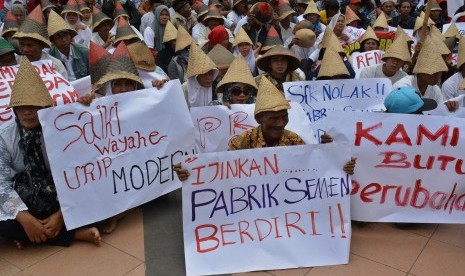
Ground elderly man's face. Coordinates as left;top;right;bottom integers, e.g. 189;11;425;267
15;106;41;130
257;109;289;142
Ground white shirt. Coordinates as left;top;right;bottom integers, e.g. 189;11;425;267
74;27;92;48
91;33;115;52
393;75;444;104
140;12;155;34
192;23;207;44
233;16;248;35
144;27;155;49
279;22;296;45
16;52;69;80
227;11;245;25
441;72;465;102
360;64;407;84
58;47;77;81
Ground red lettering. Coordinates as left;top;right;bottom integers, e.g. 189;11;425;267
238;220;254;243
375;151;410;168
195;224;219;253
360;183;382;202
285;212;306;237
254;218;272;241
416;124;449;146
410;179;429;209
220;223;237;246
385;124;412;145
354;121;382;146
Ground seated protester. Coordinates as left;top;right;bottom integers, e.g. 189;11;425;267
319;0;340;25
216;55;257;106
0;57;101;248
109;1;144;43
388;0;415;29
358;26;379;52
232;27;258;75
429;0;444;31
143;5;170;53
258;26;283;56
127;40;169;88
191;2;209;43
61;0;92;48
13;5;68;80
360;34;409;84
289;28;316;61
0;37;17;66
372;11;390;32
316;48;351;80
113;17;142;49
234;2;275;47
1;10;20;51
377;0;398;22
295;0;309;22
91;6;114;51
170;0;197;34
442;36;465;102
41;0;60;21
302;0;326;37
198;6;233;49
174;75;356;180
77;0;92;28
346;0;371;29
48;10;89;82
88;41;111;94
227;0;247;26
167;26;194;83
394;26;414;55
344;5;362;28
328;13;359;46
182;41;219;108
278;3;296;45
255;45;304;93
140;0;163;34
202;25;232;53
384;87;438;114
155;20;177;74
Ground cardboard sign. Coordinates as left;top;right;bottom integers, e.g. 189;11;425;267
326;111;465;223
350;50;384;78
190;102;317;153
39;80;195;229
0;59;77;125
182;144;351;276
284;78;392;142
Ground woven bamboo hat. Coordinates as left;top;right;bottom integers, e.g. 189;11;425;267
47;10;77;38
13;5;51;47
294;29;316;48
317;48;349;79
319;27;345;53
41;0;56;11
303;0;319;16
163;20;177;43
394;26;413;43
9;57;53;108
345;6;360;24
256;44;300;72
413;13;435;33
318;26;333;49
96;41;143;89
382;35;411;63
233;26;253;47
61;0;82;16
92;6;113;31
413;36;448;75
429;31;451;55
175;26;194;52
261;26;283;52
278;3;296;20
186;41;217;78
254;76;290;116
114;16;139;45
89;41;110;91
430;0;442;11
360;26;379;44
457;36;465;69
444;22;460;40
195;2;209;21
232;0;245;8
127;41;156;71
217;55;258;93
207;44;234;70
114;1;129;20
203;5;223;22
1;10;18;36
249;2;273;25
430;25;445;40
77;0;90;11
373;12;388;30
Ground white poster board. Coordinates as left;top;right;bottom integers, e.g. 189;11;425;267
350;50;384;78
39;81;195;229
182;144;351;276
326;111;465;223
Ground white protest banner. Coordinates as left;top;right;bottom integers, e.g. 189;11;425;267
70;75;91;97
0;59;77;126
39;80;195;229
138;69;167;88
449;1;464;18
190;102;317;153
182;144;351;276
284;78;392;142
326;111;465;223
350;50;384;78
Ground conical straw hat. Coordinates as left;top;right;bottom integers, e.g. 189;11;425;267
278;4;296;20
114;17;139;45
217;55;258;93
373;12;388;30
127;41;156;71
345;6;360;24
254;76;290;116
203;5;223;22
256;44;300;72
41;0;56;11
318;26;333;49
175;26;194;52
61;0;82;16
77;0;90;11
194;2;209;20
457;36;465;69
325;31;345;53
294;28;316;48
444;22;460;39
207;44;235;70
430;0;442;11
1;10;18;36
395;26;413;43
233;26;253;47
261;26;283;52
429;32;450;55
92;6;113;31
430;25;445;41
360;26;379;43
89;41;111;90
187;41;217;78
13;5;51;47
9;57;52;108
47;10;77;38
317;48;349;79
413;13;435;33
413;36;448;74
96;41;143;89
303;0;318;16
163;20;177;43
114;1;129;19
382;35;411;63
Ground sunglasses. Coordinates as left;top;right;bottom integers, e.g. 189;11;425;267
230;86;254;97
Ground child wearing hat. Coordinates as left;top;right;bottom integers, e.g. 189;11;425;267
0;57;101;248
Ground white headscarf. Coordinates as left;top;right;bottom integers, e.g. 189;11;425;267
233;46;256;75
186;69;219;107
